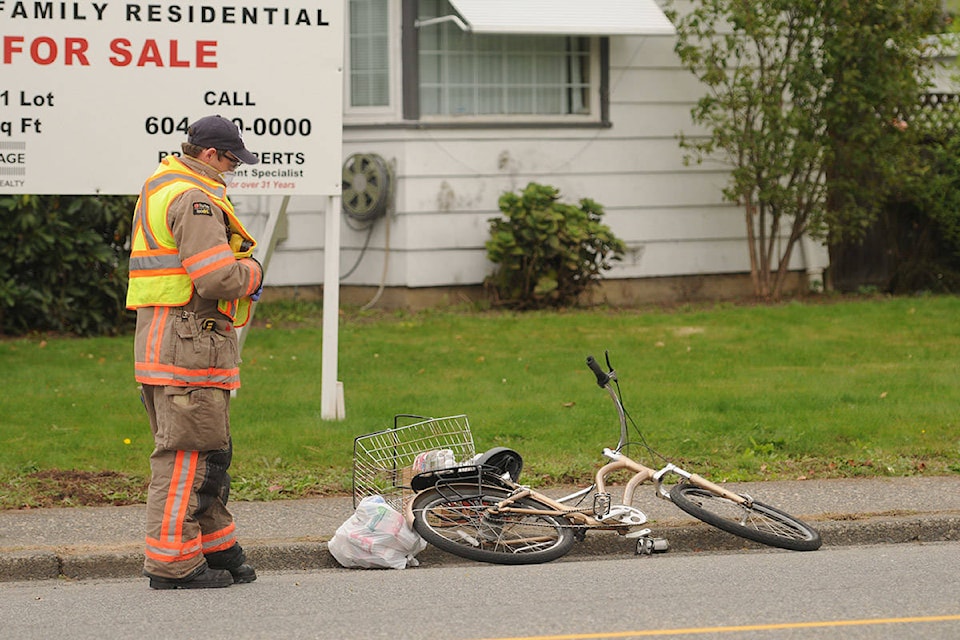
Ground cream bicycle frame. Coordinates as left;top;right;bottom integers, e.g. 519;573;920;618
405;372;749;529
473;451;747;532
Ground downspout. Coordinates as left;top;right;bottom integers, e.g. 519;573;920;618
798;232;825;293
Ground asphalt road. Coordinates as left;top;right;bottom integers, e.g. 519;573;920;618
1;542;958;639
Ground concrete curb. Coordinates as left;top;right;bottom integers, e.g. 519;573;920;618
0;551;60;581
817;514;960;547
3;513;958;582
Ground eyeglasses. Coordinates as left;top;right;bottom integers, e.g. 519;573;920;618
218;151;243;168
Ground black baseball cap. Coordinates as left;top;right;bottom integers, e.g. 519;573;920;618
187;115;258;165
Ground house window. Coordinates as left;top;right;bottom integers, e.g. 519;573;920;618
415;0;594;119
349;0;390;108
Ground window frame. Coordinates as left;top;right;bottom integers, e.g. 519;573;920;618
401;0;611;127
344;0;402;122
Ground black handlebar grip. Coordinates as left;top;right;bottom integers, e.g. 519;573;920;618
586;355;610;388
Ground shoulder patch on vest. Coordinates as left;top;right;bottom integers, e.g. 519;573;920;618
192;202;213;216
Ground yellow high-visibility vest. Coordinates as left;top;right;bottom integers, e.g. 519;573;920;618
126;156;256;326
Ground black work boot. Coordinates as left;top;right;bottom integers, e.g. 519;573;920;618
145;564;233;590
206;543;256;584
226;563;257;584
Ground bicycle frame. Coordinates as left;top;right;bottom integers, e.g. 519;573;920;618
479;450;747;533
413;375;748;534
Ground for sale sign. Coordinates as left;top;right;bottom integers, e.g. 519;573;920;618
0;1;344;195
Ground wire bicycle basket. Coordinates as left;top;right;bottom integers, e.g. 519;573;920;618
352;414;475;510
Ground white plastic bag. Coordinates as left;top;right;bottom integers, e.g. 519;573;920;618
328;495;427;569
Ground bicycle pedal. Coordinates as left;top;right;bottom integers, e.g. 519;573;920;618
593;493;612;517
635;536;669;556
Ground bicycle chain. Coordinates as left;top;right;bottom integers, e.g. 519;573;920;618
483;507;634;531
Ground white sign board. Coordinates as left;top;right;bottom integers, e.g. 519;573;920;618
0;1;343;195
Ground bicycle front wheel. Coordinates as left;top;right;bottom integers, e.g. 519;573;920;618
411;484;576;565
669;483;821;551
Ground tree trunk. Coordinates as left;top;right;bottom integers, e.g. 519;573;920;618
745;200;762;297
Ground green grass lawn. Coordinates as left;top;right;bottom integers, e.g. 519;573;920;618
2;295;959;508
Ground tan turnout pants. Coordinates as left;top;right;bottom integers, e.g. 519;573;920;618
140;384;239;579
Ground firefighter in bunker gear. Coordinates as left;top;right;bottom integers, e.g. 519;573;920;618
127;115;262;589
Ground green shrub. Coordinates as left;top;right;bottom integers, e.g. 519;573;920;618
0;195;136;336
878;133;960;293
484;183;625;309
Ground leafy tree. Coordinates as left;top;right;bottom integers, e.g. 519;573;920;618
821;2;944;246
665;0;943;299
0;195;136;336
485;183;625;309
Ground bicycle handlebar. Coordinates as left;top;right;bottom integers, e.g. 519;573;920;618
587;352;628;451
586;355;610;387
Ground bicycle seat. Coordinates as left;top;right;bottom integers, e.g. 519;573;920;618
474;446;523;483
410;465;514;492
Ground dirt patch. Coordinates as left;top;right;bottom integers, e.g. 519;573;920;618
5;469;147;509
673;326;705;337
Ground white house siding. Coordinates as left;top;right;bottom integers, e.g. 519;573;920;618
231;21;829;300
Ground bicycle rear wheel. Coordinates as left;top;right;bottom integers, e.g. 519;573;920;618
669;483;821;551
411;484;576;564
